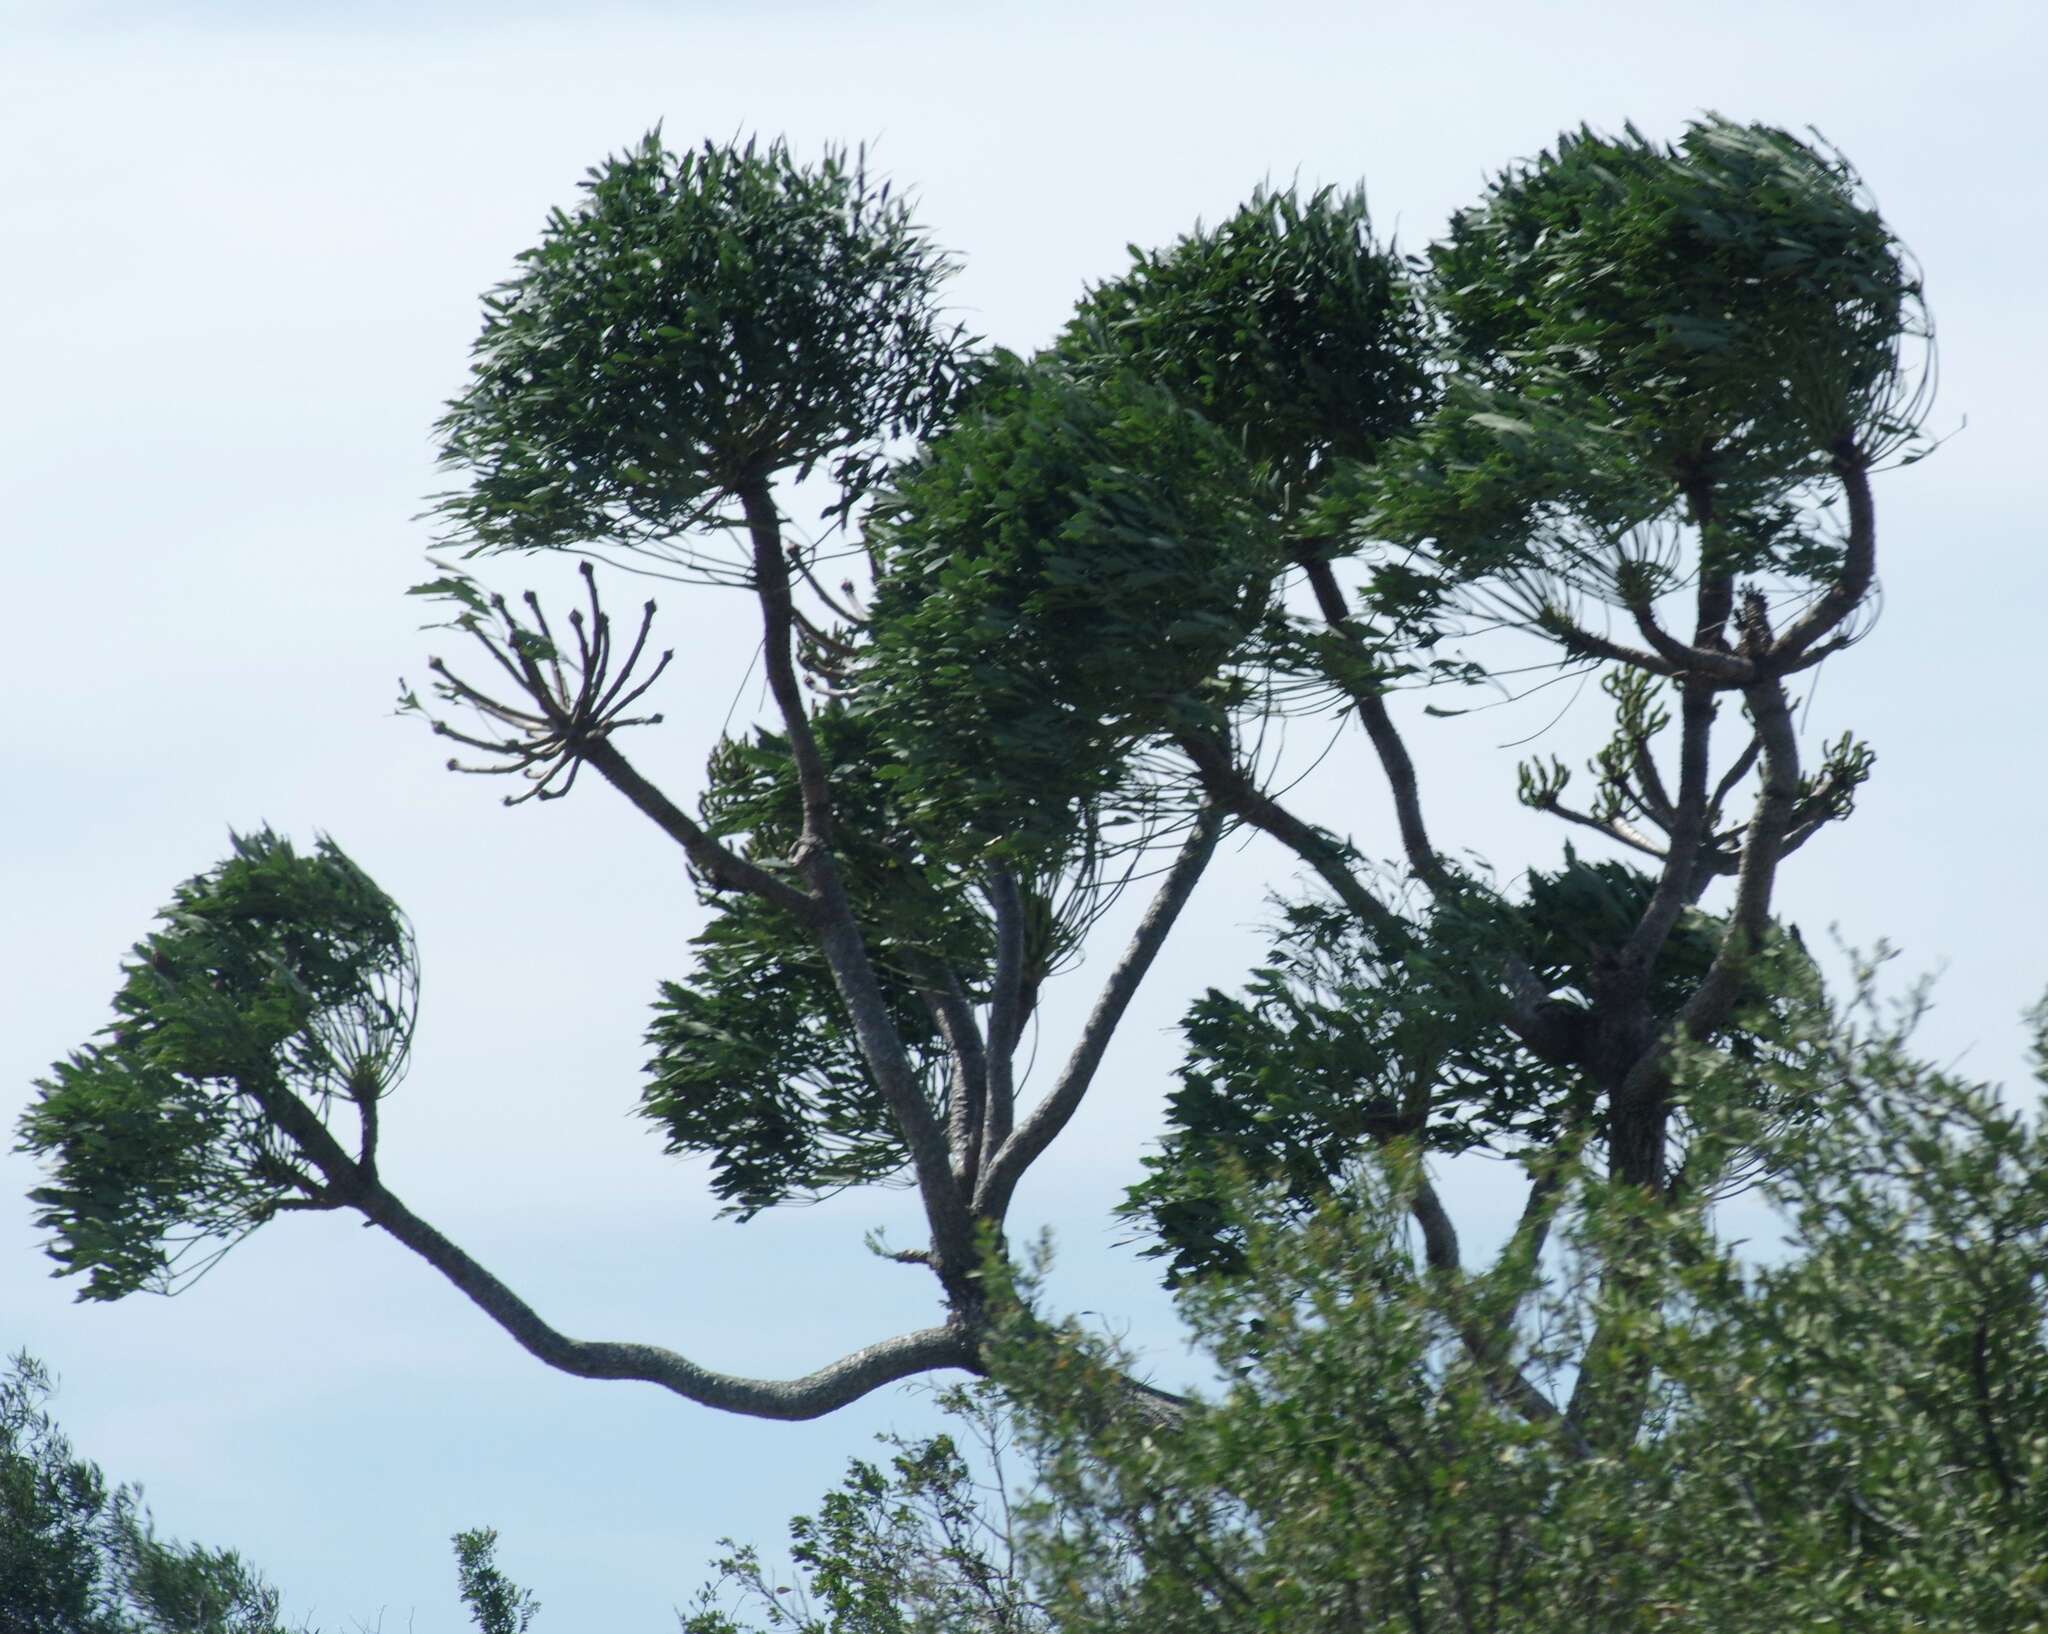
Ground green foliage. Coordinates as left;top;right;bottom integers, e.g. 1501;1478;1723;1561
1433;119;1920;477
642;707;979;1215
859;361;1275;862
1346;116;1927;637
0;1353;296;1634
17;830;415;1299
1058;183;1429;494
453;1528;540;1634
679;1386;1049;1634
643;887;946;1217
1129;858;1824;1280
433;132;969;560
990;984;2048;1633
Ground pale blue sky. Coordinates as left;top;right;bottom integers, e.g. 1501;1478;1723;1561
4;1;2043;1627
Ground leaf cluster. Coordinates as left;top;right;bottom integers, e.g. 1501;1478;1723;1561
432;132;969;561
1344;117;1927;637
857;361;1275;864
1057;183;1430;494
16;831;414;1299
1131;857;1825;1280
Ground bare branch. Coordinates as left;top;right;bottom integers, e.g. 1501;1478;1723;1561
1624;598;1754;684
1618;677;1718;978
1409;1176;1589;1458
916;967;990;1190
1534;612;1680;678
1299;557;1446;888
1709;730;1764;820
1532;795;1671;861
737;480;975;1279
356;1177;974;1419
976;806;1223;1221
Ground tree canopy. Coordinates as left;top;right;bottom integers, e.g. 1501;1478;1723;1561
21;114;1935;1469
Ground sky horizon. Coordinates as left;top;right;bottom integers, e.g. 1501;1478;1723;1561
5;2;2044;1627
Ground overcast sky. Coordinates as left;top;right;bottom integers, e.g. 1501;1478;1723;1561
4;2;2044;1628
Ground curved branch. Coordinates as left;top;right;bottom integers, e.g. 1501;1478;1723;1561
975;807;1223;1222
1771;446;1875;669
356;1177;975;1420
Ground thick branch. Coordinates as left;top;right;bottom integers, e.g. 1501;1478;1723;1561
1624;600;1755;684
975;807;1223;1221
918;969;989;1190
1771;446;1875;668
811;882;980;1278
740;482;836;852
1619;667;1719;979
1670;675;1803;1043
355;1178;973;1419
980;868;1027;1179
578;738;816;919
736;481;974;1276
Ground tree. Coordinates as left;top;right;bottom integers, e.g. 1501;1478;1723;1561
19;117;1929;1447
683;974;2048;1632
0;1352;298;1634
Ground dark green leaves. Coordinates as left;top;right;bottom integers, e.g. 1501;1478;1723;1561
642;892;946;1218
642;709;977;1216
433;133;969;563
1131;859;1828;1281
1059;183;1429;495
1345;117;1928;637
1129;887;1574;1281
859;361;1276;864
17;831;415;1300
1431;118;1923;482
